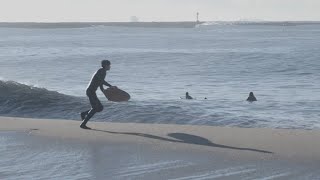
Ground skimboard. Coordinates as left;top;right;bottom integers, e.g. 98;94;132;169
103;88;130;102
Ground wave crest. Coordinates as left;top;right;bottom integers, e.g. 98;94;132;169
0;80;85;118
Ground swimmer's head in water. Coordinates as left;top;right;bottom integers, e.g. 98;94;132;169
101;60;111;70
247;92;257;102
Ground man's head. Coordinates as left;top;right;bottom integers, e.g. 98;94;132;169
101;60;111;70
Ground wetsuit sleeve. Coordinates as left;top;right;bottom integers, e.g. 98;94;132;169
96;69;112;89
103;81;112;87
100;84;104;92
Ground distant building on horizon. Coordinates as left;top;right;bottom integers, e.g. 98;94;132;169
130;16;139;22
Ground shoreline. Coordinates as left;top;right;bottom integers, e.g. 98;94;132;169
0;22;203;29
1;116;320;161
2;116;320;179
1;21;320;29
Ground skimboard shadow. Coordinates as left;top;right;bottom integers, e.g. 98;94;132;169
168;133;272;154
90;129;273;154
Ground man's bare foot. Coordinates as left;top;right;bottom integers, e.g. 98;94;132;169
80;125;91;129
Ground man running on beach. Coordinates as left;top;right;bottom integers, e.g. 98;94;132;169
80;60;115;129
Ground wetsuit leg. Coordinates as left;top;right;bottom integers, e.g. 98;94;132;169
80;110;90;120
81;90;103;127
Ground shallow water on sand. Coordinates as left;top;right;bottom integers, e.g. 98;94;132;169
1;131;319;179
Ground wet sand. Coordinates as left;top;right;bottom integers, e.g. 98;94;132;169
1;117;320;179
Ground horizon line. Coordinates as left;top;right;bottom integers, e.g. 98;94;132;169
1;20;320;23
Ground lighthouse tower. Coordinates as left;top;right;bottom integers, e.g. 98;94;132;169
196;12;200;23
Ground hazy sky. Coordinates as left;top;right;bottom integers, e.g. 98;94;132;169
0;0;319;22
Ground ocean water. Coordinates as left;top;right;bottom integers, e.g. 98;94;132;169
0;24;320;129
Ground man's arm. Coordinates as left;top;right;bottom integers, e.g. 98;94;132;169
100;81;114;92
103;81;112;87
100;82;114;92
96;69;112;91
100;84;104;92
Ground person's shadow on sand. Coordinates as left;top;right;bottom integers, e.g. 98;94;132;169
90;129;273;154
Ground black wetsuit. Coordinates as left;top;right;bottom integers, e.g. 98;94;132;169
247;95;257;102
247;96;257;102
186;93;193;99
186;95;193;99
81;68;112;127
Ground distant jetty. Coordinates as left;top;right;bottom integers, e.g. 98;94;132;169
0;21;204;29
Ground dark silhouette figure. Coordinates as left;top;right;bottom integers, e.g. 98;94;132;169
247;92;257;102
90;129;272;154
80;60;114;129
186;92;193;99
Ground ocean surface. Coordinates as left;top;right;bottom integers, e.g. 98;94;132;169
1;23;320;129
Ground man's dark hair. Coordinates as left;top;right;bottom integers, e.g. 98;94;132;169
101;60;110;67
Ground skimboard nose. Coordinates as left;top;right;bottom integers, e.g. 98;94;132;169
103;88;130;102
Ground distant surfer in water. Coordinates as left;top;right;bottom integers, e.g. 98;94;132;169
80;60;115;129
186;92;193;99
246;92;257;102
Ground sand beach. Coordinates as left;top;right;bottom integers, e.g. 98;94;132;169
1;117;320;179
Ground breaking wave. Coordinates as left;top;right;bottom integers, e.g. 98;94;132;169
1;80;317;130
0;80;87;119
0;80;210;125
